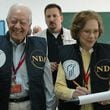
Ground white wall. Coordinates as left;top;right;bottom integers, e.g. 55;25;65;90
0;0;110;30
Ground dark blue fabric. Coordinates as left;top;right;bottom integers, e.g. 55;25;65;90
0;34;47;110
58;43;110;110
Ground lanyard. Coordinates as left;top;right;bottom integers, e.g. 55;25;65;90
12;52;26;82
83;66;90;89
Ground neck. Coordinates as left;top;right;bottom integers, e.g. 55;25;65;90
12;38;25;45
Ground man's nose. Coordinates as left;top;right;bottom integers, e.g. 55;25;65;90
14;21;21;28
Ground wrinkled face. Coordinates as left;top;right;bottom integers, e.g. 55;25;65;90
45;7;63;33
7;9;31;43
79;19;99;50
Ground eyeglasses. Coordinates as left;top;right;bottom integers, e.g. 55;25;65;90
81;29;99;36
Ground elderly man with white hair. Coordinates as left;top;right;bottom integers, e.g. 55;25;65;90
0;3;56;110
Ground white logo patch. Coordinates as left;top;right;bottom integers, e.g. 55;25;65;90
0;50;6;67
63;60;80;80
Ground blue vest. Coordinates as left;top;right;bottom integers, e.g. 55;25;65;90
58;43;110;110
0;33;47;110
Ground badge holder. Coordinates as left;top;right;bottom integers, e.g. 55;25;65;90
11;79;22;94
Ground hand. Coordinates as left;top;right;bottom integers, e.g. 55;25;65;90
50;62;58;72
72;86;90;98
99;100;110;105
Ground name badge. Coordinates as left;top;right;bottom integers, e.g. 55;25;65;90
11;84;22;93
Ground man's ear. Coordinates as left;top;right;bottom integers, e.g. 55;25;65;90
6;18;9;27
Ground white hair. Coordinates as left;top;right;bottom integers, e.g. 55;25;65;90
6;3;32;24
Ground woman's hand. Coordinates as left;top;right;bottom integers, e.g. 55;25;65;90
99;100;110;105
72;86;90;98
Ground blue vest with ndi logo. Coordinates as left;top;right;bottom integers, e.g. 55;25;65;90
0;33;47;110
58;43;110;110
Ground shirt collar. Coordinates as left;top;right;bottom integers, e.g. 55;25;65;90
10;38;26;47
80;47;94;54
